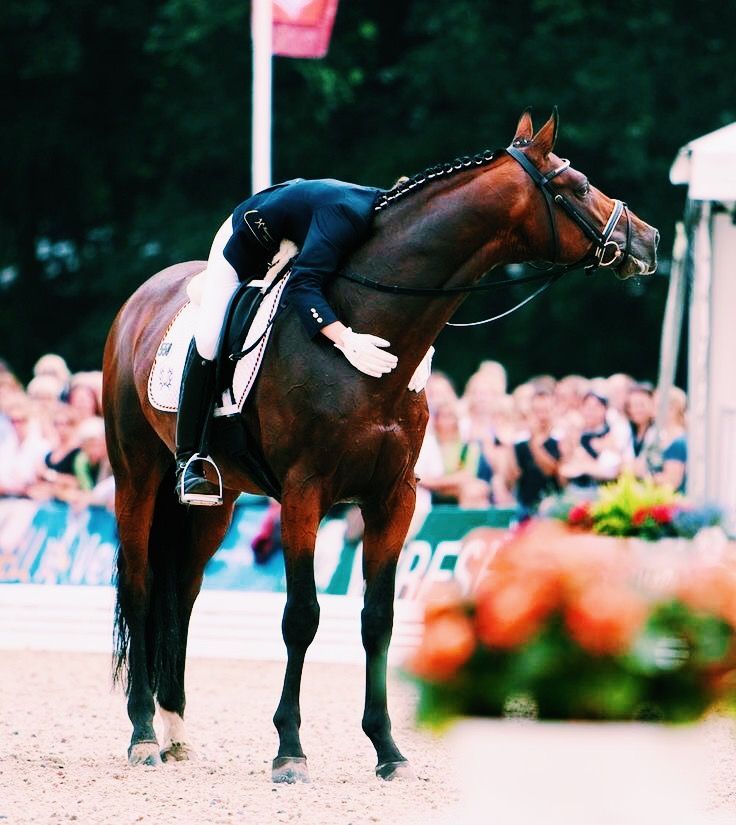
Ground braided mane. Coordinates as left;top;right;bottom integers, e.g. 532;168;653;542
374;148;502;212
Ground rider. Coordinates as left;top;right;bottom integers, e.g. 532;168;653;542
175;178;400;506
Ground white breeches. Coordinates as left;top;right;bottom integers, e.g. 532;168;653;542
193;216;239;360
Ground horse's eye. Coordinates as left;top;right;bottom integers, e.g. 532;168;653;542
576;182;590;198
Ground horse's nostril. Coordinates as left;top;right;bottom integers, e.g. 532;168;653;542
653;229;660;249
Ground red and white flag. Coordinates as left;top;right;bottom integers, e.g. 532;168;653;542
272;0;340;59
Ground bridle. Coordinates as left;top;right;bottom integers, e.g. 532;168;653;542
337;145;634;326
506;145;632;274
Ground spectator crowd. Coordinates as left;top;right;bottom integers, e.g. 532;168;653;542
0;354;114;510
0;352;688;523
416;360;688;520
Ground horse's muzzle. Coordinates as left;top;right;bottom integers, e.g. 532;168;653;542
617;224;659;279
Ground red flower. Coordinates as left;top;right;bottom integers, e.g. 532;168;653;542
631;507;651;527
568;502;592;526
650;504;674;525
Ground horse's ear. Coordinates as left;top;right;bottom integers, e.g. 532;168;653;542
511;108;534;146
532;107;559;156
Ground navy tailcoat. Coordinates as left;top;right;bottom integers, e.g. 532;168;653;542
223;178;382;338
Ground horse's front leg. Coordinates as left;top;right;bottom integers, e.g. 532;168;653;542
360;482;416;781
271;484;323;783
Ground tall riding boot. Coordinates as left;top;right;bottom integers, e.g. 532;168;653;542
174;339;222;506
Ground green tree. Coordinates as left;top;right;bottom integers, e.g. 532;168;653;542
2;0;734;387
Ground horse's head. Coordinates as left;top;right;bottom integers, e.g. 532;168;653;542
504;109;659;279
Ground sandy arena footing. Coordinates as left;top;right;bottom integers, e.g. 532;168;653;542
1;650;736;824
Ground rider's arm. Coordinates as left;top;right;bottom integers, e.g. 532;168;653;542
287;204;397;378
287;205;397;377
285;204;354;339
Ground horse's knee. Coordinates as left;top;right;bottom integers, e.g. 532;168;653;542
282;597;320;648
361;602;394;656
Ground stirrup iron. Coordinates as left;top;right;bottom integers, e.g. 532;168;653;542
178;453;223;506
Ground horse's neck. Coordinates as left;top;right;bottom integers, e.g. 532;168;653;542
334;170;514;362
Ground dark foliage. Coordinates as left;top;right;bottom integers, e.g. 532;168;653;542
2;0;734;385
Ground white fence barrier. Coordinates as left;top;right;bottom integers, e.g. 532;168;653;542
0;584;423;665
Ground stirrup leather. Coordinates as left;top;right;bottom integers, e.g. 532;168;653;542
178;453;223;506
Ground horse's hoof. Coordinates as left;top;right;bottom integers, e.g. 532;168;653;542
376;760;415;781
161;741;195;762
272;756;310;784
128;741;163;767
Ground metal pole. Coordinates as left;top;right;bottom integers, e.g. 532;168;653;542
687;201;712;503
251;0;272;194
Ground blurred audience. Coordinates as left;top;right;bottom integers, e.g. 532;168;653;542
70;416;114;509
68;372;103;418
554;374;588;434
650;386;688;493
0;352;692;517
0;396;51;497
27;404;82;501
459;371;498;442
418;401;492;508
559;391;622;490
507;388;562;515
33;353;71;393
425;371;458;414
418;365;690;514
0;356;113;510
623;383;656;476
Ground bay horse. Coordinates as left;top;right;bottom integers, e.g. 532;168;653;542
103;110;659;780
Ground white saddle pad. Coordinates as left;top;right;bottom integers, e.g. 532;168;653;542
147;273;290;417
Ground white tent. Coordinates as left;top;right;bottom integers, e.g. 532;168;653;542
671;122;736;201
670;122;736;529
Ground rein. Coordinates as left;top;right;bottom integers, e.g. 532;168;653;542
339;267;568;328
336;144;632;327
339;266;562;296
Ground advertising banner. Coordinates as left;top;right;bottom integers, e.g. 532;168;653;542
0;498;515;597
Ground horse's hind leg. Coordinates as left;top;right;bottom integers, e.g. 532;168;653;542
360;484;416;781
114;464;168;766
155;492;238;762
271;483;323;783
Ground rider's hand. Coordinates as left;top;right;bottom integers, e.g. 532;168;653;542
335;327;398;378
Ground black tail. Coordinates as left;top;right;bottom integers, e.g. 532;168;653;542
112;546;130;689
112;466;188;698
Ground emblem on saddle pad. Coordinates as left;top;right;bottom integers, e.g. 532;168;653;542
159;367;173;389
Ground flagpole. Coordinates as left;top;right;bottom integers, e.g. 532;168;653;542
251;0;272;194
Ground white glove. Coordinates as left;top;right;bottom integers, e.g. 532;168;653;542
408;346;435;392
335;327;398;378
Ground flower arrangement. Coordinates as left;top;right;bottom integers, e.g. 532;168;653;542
547;474;721;540
408;520;736;726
